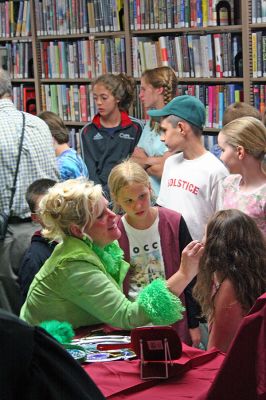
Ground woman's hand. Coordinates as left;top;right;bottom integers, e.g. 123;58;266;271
167;241;204;297
179;240;204;282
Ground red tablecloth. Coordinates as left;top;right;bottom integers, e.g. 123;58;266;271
84;344;225;399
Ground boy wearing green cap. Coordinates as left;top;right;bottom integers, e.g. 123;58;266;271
148;95;228;241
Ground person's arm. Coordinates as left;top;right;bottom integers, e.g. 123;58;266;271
145;151;174;178
167;240;204;297
211;177;227;211
62;258;185;330
130;147;151;169
131;147;174;178
207;279;245;353
178;218;202;347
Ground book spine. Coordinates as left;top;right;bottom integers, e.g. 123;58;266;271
214;33;223;77
159;36;169;66
252;32;258;78
262;0;266;22
202;0;208;27
257;31;262;78
187;35;195;78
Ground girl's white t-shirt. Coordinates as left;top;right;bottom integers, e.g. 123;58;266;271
121;214;165;301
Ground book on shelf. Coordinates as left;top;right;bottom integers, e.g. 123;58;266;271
21;0;30;36
23;87;36;115
15;1;24;37
263;0;266;22
262;34;266;77
158;36;169;67
0;46;8;71
252;32;258;79
213;33;223;77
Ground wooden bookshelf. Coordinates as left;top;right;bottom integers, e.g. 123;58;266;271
0;0;263;129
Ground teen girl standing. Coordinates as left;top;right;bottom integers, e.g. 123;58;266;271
218;116;266;236
81;73;143;200
108;160;204;347
131;66;178;197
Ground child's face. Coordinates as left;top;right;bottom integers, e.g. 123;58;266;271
93;84;119;118
160;119;184;153
139;77;163;109
31;195;45;227
218;132;240;174
116;182;151;220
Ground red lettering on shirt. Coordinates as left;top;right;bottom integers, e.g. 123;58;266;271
167;179;199;195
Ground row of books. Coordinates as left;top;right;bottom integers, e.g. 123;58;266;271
69;128;82;152
129;0;235;30
41;84;96;123
202;134;218;151
34;0;123;36
253;84;266;114
0;42;33;79
176;84;243;129
0;1;31;38
41;82;243;128
40;38;126;79
252;0;266;23
252;32;266;78
132;33;242;78
134;83;243;128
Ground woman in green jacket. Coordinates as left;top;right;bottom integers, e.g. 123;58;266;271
20;179;203;329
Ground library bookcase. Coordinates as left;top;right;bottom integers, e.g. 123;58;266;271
0;0;264;144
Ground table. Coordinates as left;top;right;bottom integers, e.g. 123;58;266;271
84;344;225;399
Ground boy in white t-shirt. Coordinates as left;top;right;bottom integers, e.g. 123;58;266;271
148;95;228;240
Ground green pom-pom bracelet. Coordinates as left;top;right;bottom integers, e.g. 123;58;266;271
39;320;75;344
137;278;185;325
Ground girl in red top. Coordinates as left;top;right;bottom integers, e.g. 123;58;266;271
193;209;266;352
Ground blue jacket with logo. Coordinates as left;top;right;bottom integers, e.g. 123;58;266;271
81;112;142;199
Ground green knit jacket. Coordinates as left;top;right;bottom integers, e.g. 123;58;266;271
20;237;184;329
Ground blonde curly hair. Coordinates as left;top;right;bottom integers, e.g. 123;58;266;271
39;179;103;241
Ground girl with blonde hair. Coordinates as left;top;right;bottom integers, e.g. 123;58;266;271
108;160;204;347
20;178;204;329
218;116;266;236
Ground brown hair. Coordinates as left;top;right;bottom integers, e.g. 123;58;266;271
38;111;69;144
142;66;178;105
193;209;266;320
222;102;262;127
142;66;178;131
92;73;135;112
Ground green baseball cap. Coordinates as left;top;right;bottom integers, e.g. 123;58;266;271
147;95;206;129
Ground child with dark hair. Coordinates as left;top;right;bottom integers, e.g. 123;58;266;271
18;179;58;301
193;209;266;352
80;73;143;200
39;111;88;181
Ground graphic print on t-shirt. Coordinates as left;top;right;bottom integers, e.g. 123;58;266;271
122;215;165;301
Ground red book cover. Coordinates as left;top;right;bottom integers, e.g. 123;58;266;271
23;86;36;115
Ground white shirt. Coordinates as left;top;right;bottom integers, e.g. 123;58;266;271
122;215;165;301
157;151;228;240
